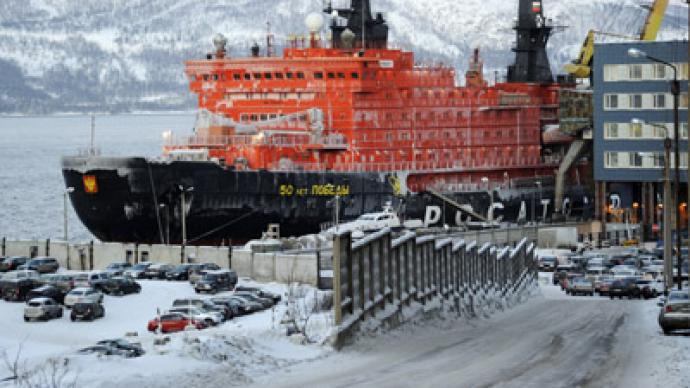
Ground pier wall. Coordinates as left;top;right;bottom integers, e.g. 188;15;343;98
0;238;318;286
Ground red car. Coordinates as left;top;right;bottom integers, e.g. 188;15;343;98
147;312;205;333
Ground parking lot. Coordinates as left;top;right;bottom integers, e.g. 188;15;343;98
0;278;330;387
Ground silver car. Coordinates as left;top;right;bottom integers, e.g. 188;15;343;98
24;297;63;321
658;289;690;335
64;287;103;308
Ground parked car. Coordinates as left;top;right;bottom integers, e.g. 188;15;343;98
171;298;226;322
23;297;63;321
27;285;66;304
124;262;153;279
143;263;174;280
64;287;104;308
74;272;111;289
210;296;251;316
608;278;641;299
0;256;28;272
636;279;664;299
104;263;132;277
39;273;77;293
98;277;141;296
17;257;59;274
188;263;221;284
233;291;274;308
234;286;282;303
568;277;594;296
147;312;205;333
658;289;690;335
168;307;222;326
595;276;615;296
1;271;41;302
70;302;105;321
539;255;557;272
553;270;568;286
194;270;238;294
77;344;132;357
96;339;144;357
165;264;198;281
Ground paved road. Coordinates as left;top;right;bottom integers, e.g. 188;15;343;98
248;285;678;388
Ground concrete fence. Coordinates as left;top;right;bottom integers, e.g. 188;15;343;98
0;238;318;286
332;228;537;346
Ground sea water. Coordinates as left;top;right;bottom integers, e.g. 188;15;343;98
0;114;194;242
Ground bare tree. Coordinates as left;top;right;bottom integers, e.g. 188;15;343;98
1;343;78;388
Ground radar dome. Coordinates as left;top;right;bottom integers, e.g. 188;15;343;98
305;12;324;33
212;33;227;52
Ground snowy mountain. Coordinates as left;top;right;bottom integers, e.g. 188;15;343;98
0;0;687;114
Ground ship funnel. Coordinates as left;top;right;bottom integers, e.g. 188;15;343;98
341;28;355;49
251;42;260;57
213;33;227;58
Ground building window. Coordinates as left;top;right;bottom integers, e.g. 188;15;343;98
606;152;619;168
605;123;619;139
630;122;643;138
654;94;667;109
681;92;689;109
629;64;643;80
629;94;642;109
682;122;689;139
604;94;618;109
629;152;643;167
654;64;666;79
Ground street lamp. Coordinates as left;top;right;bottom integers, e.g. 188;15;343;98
632;119;673;294
629;48;682;290
63;187;74;270
481;177;493;222
179;185;194;263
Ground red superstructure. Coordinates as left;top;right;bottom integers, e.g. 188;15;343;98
165;0;571;194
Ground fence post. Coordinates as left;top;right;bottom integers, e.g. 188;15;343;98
333;233;343;325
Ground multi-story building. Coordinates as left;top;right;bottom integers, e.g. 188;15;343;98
593;40;688;236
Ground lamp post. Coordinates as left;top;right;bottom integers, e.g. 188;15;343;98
629;48;682;290
632;119;672;294
179;185;194;263
63;187;74;270
481;177;493;222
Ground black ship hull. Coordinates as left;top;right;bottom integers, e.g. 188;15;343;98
62;156;593;244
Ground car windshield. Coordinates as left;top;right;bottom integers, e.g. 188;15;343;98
174;265;190;271
541;257;556;263
132;264;148;270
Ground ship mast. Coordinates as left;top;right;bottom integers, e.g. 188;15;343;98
507;0;554;83
324;0;388;49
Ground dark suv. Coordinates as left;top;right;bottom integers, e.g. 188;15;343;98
194;270;237;294
70;302;105;321
0;256;28;272
608;278;641;299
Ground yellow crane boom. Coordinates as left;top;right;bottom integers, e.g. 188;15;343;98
564;0;669;79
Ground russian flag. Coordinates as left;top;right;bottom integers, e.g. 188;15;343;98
532;1;542;13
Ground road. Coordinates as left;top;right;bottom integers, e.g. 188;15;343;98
247;280;688;388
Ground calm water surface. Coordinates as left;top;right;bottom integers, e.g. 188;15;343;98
0;114;194;242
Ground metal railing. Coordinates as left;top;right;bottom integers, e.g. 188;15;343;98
332;229;536;343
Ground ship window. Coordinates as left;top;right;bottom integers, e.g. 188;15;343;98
213;74;219;81
328;72;335;79
269;114;277;119
244;73;251;80
351;72;359;79
250;114;258;121
337;72;346;79
233;74;241;80
275;73;284;79
203;74;209;81
253;73;262;79
297;72;305;79
286;72;293;79
264;73;272;79
260;114;268;121
385;113;393;120
240;114;249;122
314;72;324;79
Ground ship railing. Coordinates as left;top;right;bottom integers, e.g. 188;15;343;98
289;157;548;173
168;133;347;149
76;147;101;157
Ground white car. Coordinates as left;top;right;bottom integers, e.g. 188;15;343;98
24;297;63;321
1;270;40;281
168;307;222;326
73;271;110;288
64;287;103;308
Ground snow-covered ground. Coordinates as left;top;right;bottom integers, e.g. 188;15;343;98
1;273;688;387
0;279;332;387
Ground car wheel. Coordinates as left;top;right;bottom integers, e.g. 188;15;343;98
662;327;671;335
57;310;63;318
609;295;613;300
70;315;76;322
23;316;29;322
205;319;214;326
116;290;124;297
